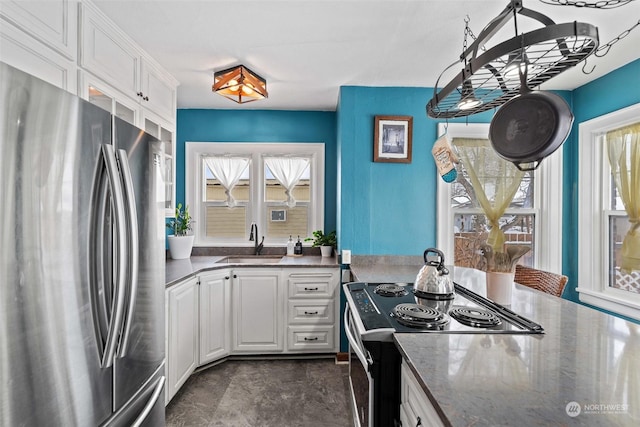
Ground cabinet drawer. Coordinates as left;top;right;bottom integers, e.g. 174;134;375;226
288;271;337;298
401;362;446;427
287;326;335;352
287;300;334;324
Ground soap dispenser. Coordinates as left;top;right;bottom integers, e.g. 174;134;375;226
294;235;303;255
287;235;295;256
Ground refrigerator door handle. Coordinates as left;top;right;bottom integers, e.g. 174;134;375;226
100;144;129;368
116;149;139;358
89;155;112;359
130;376;165;427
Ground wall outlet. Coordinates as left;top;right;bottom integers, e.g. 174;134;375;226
341;249;351;264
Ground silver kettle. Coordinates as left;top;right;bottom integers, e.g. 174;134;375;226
414;248;455;300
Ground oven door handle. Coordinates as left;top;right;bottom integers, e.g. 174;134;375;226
344;303;374;368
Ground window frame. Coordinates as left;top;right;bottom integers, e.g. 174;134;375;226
577;103;640;320
436;123;563;273
185;142;324;247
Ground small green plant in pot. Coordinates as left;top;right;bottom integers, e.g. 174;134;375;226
166;203;194;259
167;203;193;236
305;230;337;257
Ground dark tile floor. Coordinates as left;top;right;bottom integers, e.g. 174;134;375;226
166;358;353;427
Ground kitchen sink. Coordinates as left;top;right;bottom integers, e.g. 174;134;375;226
216;255;284;264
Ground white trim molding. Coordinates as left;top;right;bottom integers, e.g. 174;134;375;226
185;142;325;247
577;102;640;320
436;123;563;273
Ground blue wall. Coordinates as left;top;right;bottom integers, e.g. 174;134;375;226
562;59;640;309
175;60;640;350
175;109;338;233
336;86;494;255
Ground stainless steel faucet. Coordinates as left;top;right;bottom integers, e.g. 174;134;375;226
249;222;264;255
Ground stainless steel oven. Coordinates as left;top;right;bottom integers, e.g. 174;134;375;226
345;304;372;427
343;280;544;427
344;304;401;427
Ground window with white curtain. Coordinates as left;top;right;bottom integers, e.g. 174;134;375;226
578;103;640;320
437;123;563;273
186;142;324;246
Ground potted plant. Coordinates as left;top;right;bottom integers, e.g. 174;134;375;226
480;244;530;305
166;203;194;259
305;230;337;257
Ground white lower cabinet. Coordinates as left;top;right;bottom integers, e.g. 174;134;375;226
286;269;339;353
165;276;199;404
400;360;446;427
232;269;284;352
165;266;340;403
287;325;335;352
199;269;231;364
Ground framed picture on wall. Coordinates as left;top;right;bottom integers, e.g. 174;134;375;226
373;115;413;163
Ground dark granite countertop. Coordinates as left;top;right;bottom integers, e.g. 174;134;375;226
166;255;339;287
365;265;640;426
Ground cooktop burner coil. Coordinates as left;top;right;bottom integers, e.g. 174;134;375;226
449;307;502;328
374;283;409;297
392;303;450;329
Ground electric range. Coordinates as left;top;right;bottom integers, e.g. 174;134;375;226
347;281;544;339
343;280;543;427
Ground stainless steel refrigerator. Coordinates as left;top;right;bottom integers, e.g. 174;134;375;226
0;62;166;426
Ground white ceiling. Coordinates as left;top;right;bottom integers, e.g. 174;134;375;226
94;0;640;111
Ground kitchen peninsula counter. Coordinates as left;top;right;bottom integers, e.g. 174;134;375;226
351;261;639;426
166;255;339;287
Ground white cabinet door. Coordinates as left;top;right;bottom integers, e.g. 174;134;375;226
142;110;176;217
166;276;199;404
199;270;231;365
79;70;138;126
0;0;77;60
233;269;284;352
400;360;446;427
0;20;77;93
79;1;139;98
140;58;177;123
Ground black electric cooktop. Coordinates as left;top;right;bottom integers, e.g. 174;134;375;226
346;282;544;335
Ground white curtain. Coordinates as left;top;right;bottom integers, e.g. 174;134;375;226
264;156;310;208
455;138;525;253
204;156;251;207
606;122;640;273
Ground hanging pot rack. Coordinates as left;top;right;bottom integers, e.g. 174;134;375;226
426;0;599;119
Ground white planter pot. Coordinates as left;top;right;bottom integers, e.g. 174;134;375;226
168;235;194;260
320;245;333;257
485;271;514;305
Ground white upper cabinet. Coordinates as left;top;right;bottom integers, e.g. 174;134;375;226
79;0;178;124
0;0;77;60
140;58;177;123
0;0;78;92
79;1;139;96
0;22;77;92
79;70;138;126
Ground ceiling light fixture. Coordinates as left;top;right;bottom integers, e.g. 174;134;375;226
456;80;483;110
212;65;268;104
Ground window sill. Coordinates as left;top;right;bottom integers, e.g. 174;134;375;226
577;287;640;321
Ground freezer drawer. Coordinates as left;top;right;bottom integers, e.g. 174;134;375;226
103;364;165;427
